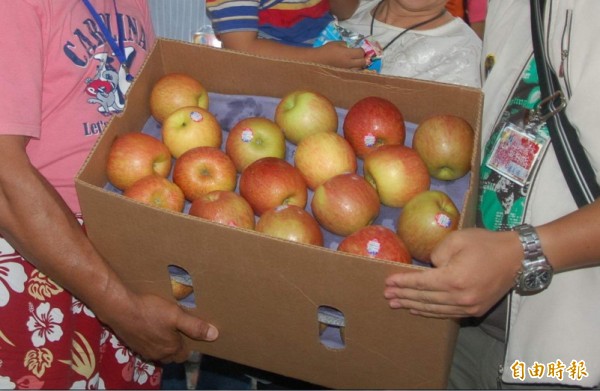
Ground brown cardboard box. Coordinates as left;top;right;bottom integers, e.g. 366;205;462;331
75;39;483;389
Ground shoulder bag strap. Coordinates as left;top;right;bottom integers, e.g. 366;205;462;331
530;0;600;207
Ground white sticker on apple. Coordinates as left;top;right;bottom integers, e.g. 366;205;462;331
189;111;203;122
366;239;381;256
241;128;254;142
435;213;452;228
363;132;376;147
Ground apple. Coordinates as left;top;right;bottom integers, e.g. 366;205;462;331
239;157;308;216
123;175;185;212
311;173;380;236
225;117;286;172
412;114;475;180
172;146;237;201
274;89;338;144
396;190;460;263
337;225;411;264
363;144;430;208
161;106;222;158
189;190;255;230
256;205;324;246
106;132;172;191
343;96;406;158
149;73;209;123
294;132;357;190
170;279;194;301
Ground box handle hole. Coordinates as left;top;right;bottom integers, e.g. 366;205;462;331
318;305;345;350
168;264;196;308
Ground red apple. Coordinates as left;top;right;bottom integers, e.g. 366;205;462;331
106;132;172;191
311;173;380;236
294;132;357;190
189;190;255;230
363;144;430;208
225;117;286;172
256;205;323;246
412;114;475;180
173;146;237;201
396;190;460;263
343;96;405;158
337;225;411;264
150;73;209;123
239;157;308;216
123;175;185;212
274;90;338;145
161;106;222;158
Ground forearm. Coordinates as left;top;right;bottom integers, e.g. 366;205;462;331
0;136;130;322
219;31;366;69
537;199;600;272
221;33;326;63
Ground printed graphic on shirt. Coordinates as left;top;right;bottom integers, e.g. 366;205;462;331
84;48;135;115
63;10;148;117
477;57;549;231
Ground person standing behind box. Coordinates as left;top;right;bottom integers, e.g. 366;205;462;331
384;0;600;388
339;0;482;88
206;0;367;69
0;1;218;389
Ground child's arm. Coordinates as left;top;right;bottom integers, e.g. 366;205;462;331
219;30;367;69
329;0;360;21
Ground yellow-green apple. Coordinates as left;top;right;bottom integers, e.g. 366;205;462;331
150;73;209;123
337;225;411;264
172;146;237;201
256;205;323;246
311;173;380;236
225;117;286;172
161;106;222;158
106;132;172;191
412;114;475;181
363;144;430;208
396;190;460;263
188;190;255;230
294;132;357;190
274;89;338;145
123;175;185;212
343;96;405;158
239;157;308;216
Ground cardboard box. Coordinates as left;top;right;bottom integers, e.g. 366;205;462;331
75;39;483;389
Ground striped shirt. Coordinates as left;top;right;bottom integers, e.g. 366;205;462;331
207;0;333;46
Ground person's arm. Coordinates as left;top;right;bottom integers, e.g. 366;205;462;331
466;0;487;40
383;199;600;318
329;0;359;21
0;135;218;362
219;30;367;69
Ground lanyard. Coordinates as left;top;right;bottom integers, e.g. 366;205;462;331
81;0;134;81
369;1;446;52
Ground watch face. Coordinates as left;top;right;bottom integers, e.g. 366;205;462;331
523;267;553;291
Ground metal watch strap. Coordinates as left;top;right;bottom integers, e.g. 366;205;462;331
514;224;543;259
513;224;553;293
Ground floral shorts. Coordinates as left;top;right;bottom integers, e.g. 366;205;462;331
0;230;161;389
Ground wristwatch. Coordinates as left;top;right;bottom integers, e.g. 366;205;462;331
513;224;553;293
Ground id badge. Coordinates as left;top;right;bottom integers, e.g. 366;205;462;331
486;123;549;186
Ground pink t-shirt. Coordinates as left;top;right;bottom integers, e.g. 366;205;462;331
0;0;155;212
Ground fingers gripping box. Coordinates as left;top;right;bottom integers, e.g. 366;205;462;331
75;39;482;389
